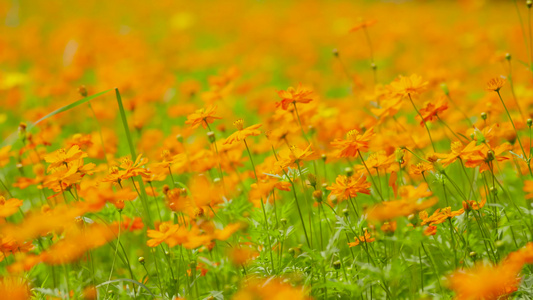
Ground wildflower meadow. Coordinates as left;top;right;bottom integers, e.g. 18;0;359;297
3;0;533;299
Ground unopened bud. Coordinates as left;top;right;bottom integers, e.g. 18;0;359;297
440;83;450;96
344;167;353;177
505;53;511;61
207;131;216;144
78;85;88;97
176;134;183;143
481;112;487;120
371;63;377;70
138;257;145;264
528;0;532;8
528;119;532;127
332;48;339;57
307;173;317;187
333;260;341;270
342;208;349;217
280;218;287;226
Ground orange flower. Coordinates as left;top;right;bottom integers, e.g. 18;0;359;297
233;278;311;300
424;226;437;236
349;19;377;32
421;207;464;226
462;198;486;211
185;105;221;129
0;197;23;218
0;276;31;300
448;261;520;299
330;128;374;158
0;146;11;168
348;229;375;247
326;173;371;201
275;144;314;169
223;119;262;145
366;197;438;221
41;223;117;265
417;97;448;126
435;141;483;167
43;145;87;171
389;74;428;98
276;84;313;110
486;77;506;92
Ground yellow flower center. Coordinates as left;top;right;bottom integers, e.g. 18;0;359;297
234;119;244;130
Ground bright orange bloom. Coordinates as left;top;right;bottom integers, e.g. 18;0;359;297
102;155;151;183
462;142;512;172
326;173;371;201
233;278;311;300
349;19;377;32
486;77;506;92
421;207;464;226
0;276;31;300
348;229;375;247
462;198;486;211
0;197;23;218
366;197;438;221
41;223;117;265
275;144;314;169
185;105;222;129
276;84;313;110
330;128;374;158
389;74;428;98
43;145;87;171
228;247;258;266
409;162;434;176
223;119;262;145
435;141;484;167
0;146;11;167
417;97;448;126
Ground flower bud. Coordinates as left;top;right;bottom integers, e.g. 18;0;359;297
307;173;317;188
176;134;184;143
333;260;341;270
481;112;487;120
344;167;353;177
440;83;450;96
280;218;287;226
505;53;511;61
528;0;532;8
138;257;145;264
78;85;88;97
342;208;349;217
332;48;339;57
528;119;532;127
207;131;216;144
371;63;377;70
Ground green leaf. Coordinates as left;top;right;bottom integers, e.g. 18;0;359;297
1;89;113;147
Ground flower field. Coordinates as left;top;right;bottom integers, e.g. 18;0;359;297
3;0;533;299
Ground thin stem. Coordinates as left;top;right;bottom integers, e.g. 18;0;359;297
408;94;436;152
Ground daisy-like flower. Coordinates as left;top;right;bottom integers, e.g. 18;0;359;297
326;173;371;201
275;144;314;169
389;74;428;98
185;105;222;129
486;77;506;92
223;119;262;145
0;197;23;218
348;229;375;247
420;207;464;226
349;19;377;32
44;145;87;171
331;128;374;158
417;97;448;126
276;84;313;110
